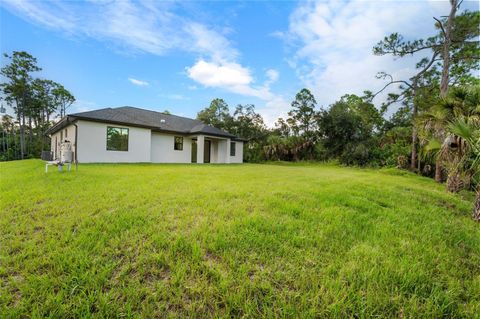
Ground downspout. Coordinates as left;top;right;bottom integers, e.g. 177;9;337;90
73;122;78;171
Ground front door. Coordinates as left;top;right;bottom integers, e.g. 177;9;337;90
204;140;211;163
191;140;197;163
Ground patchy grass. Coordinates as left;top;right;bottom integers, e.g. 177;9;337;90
0;159;479;318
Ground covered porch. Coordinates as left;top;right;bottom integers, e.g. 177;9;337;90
190;135;232;164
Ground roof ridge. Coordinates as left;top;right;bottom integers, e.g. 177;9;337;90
117;106;203;123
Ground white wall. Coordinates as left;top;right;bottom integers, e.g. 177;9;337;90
230;141;243;163
50;120;243;163
210;140;219;163
217;139;228;163
77;120;151;163
151;132;192;163
50;124;77;160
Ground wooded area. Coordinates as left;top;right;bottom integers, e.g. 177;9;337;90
0;52;75;161
194;2;479;219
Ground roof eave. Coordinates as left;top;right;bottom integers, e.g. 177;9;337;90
45;116;75;136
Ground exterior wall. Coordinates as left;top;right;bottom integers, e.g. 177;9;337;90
210;140;219;163
151;132;192;163
77;120;151;163
50;120;244;163
230;141;243;163
217;139;228;163
50;124;77;160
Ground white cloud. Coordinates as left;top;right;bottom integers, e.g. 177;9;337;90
265;69;279;85
128;78;149;86
186;60;252;87
283;0;451;109
1;0;237;60
1;0;77;32
2;0;280;110
259;96;291;127
167;94;189;100
186;59;275;100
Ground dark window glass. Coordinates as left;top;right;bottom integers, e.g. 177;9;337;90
174;136;183;150
230;142;236;156
107;127;129;151
65;128;68;138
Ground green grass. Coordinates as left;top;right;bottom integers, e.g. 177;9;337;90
1;160;479;318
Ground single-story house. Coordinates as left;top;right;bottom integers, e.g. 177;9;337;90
46;106;245;163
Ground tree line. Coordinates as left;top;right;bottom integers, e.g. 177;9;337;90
196;1;479;219
0;52;75;160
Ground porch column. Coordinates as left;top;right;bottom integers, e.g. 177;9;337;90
226;138;231;164
197;135;204;164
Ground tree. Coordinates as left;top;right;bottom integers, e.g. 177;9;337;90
277;88;319;160
231;104;266;139
53;84;75;118
31;79;62;151
287;88;318;137
444;115;480;220
435;4;480;96
429;86;480;193
317;94;381;162
372;55;440;172
1;51;76;160
273;118;290;137
230;104;268;162
372;4;479;174
0;114;14;160
437;0;458;97
197;98;233;131
0;51;41;159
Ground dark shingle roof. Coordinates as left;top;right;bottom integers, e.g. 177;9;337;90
47;106;243;140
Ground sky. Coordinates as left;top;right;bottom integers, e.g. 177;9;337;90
0;0;477;126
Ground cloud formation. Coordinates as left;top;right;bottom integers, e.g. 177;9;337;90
2;0;276;103
128;78;149;87
186;59;277;100
282;0;451;108
2;0;236;59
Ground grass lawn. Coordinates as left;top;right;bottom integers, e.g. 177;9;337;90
1;160;479;318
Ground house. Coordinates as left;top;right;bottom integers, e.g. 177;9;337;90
46;106;245;164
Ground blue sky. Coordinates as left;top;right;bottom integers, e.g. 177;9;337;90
0;1;476;125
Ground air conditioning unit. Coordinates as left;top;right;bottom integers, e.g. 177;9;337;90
60;141;73;163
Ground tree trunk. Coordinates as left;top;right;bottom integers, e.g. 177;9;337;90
19;113;25;160
417;152;421;172
410;95;418;171
446;170;463;193
439;0;458;97
28;117;33;146
435;159;442;182
473;187;480;222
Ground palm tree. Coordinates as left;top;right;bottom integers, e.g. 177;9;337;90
419;86;480;192
417;105;447;181
445;118;480;220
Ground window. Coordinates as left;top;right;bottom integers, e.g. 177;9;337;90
174;136;183;150
230;142;236;156
65;128;68;138
107;126;129;151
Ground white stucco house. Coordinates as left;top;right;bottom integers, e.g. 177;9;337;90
46;106;245;163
